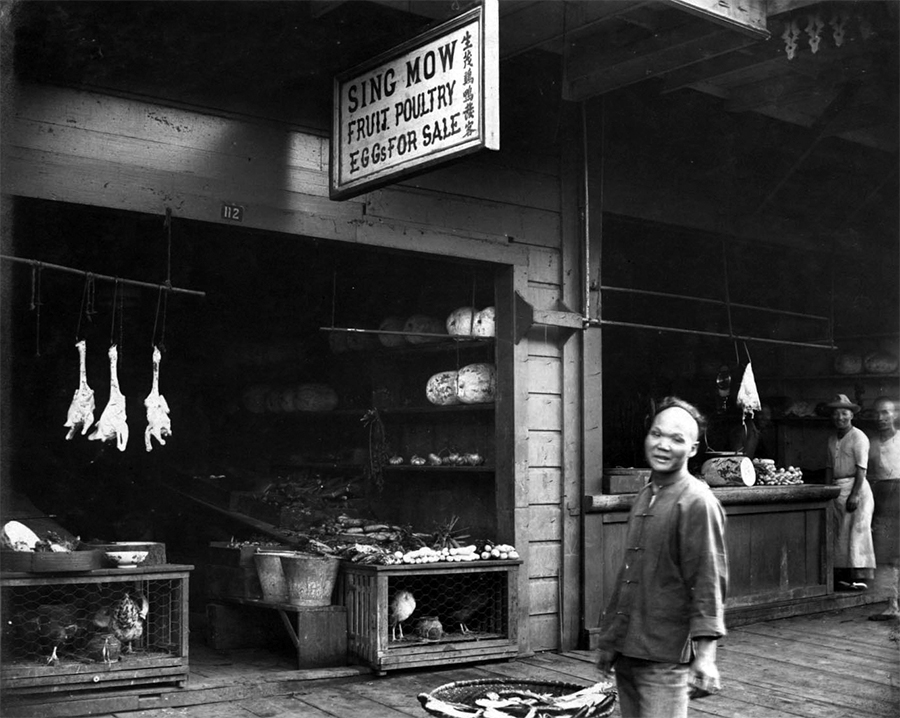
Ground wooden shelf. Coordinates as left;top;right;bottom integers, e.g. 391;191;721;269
383;465;493;473
759;374;899;381
244;405;494;419
323;327;494;355
271;462;364;471
774;416;878;426
378;404;494;416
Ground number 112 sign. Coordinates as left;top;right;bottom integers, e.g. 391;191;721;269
330;0;499;200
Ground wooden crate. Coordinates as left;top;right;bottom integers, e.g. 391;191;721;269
338;560;520;674
206;600;347;668
0;565;191;698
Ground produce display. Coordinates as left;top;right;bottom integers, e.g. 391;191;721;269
864;351;898;374
389;450;485;467
472;306;495;337
404;314;447;344
243;382;339;413
833;349;898;375
701;456;756;486
378;316;407;347
834;352;863;375
456;363;496;404
445;306;495;338
753;460;804;486
329;514;518;566
1;521;79;553
426;370;460;405
426;363;496;406
446;306;476;336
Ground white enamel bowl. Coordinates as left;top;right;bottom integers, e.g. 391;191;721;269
105;550;149;567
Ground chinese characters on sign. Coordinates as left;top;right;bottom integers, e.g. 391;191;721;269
331;3;499;200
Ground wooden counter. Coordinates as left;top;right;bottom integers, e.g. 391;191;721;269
582;484;840;647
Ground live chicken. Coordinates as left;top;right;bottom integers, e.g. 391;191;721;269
449;590;490;634
144;345;172;451
93;592;148;654
16;604;81;665
88;344;128;451
64;339;95;439
389;589;415;641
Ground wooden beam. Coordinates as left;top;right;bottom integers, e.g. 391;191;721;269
499;1;646;60
765;0;825;17
751;81;864;215
661;45;787;93
663;0;769;38
725;54;873;113
309;1;349;19
565;21;759;101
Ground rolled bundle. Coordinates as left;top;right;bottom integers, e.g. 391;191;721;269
702;456;756;486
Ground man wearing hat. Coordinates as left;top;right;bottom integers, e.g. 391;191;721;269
868;396;900;620
825;394;875;590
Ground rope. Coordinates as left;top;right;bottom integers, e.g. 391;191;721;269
109;279;119;346
30;262;42;356
152;284;169;352
76;273;95;340
721;238;735;342
164;206;173;289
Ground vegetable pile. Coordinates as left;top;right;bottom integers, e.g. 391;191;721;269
331;514;519;566
753;461;804;486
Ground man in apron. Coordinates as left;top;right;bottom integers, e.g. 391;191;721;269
868;396;900;620
825;394;875;590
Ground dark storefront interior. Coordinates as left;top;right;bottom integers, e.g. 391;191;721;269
3;198;500;554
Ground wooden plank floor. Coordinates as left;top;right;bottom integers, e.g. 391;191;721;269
5;603;898;718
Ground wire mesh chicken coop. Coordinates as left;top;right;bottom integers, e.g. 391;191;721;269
0;565;190;701
338;560;520;674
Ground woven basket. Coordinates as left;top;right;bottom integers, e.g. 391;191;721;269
417;678;617;718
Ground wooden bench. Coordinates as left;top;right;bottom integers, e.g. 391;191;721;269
206;598;347;669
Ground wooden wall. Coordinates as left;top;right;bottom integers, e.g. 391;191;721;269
0;82;579;653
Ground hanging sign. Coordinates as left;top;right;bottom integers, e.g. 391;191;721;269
330;0;499;200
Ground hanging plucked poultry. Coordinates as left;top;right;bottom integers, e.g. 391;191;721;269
144;346;171;452
64;339;95;440
88;345;128;451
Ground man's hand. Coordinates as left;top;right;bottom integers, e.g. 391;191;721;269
596;649;618;678
689;638;721;698
847;493;859;512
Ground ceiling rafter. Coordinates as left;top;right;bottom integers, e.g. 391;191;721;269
750;81;864;215
564;19;759;101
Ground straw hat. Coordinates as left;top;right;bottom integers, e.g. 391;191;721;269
826;394;860;413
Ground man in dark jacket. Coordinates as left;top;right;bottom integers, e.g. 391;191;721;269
596;397;728;718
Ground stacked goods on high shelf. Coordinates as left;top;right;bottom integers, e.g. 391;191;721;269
426;363;496;406
834;350;898;375
332;306;496;353
242;382;340;414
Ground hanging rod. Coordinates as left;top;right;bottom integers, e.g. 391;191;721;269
0;255;206;298
593;319;836;350
600;285;829;322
